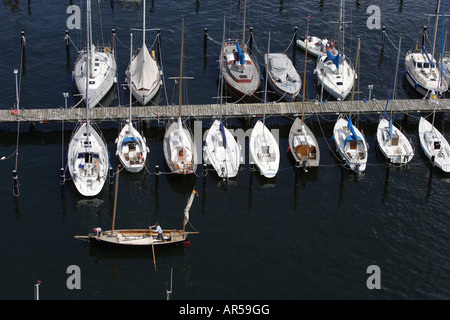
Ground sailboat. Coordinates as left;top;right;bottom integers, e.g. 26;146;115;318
264;52;301;102
116;34;149;173
67;0;109;196
418;0;450;173
288;17;320;170
163;18;198;175
73;0;116;108
332;38;368;174
75;168;199;249
405;0;448;97
204;18;241;180
219;0;261;101
249;32;280;178
377;37;415;165
314;0;356;101
125;0;162;105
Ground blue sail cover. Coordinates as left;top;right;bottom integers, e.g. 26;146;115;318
122;136;141;146
421;46;434;67
343;117;362;147
236;41;246;66
326;48;342;69
219;122;227;148
389;117;393;139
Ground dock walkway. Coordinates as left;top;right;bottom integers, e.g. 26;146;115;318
0;99;448;123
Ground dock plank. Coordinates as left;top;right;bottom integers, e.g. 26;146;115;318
0;99;448;123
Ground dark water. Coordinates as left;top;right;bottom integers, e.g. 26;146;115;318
0;0;450;300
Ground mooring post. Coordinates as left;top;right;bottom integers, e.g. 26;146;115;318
293;26;298;62
422;26;427;48
380;26;386;51
111;29;116;60
203;28;208;55
65;30;70;57
155;165;160;196
21;30;26;59
12;169;19;197
157;29;162;65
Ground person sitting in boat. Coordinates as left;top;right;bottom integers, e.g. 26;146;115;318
150;223;164;241
322;37;328;52
93;227;102;237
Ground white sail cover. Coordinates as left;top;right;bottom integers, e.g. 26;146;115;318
129;44;159;91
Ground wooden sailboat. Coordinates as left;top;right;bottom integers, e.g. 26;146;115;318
332;38;368;174
288;17;320;171
125;0;162;105
249;32;280;178
204;18;241;180
67;0;109;197
219;0;261;101
163;18;198;175
418;0;450;173
116;33;149;173
74;167;199;249
377;37;414;165
73;0;116;108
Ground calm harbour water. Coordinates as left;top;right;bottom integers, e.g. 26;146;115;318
0;0;449;301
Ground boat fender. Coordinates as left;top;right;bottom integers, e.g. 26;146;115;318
104;47;111;54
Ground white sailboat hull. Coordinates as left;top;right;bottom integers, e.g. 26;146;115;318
249;120;280;178
404;51;449;97
73;47;117;108
67;122;109;196
116;123;149;173
204;120;241;179
418;117;450;172
315;54;355;101
333;116;368;173
163;118;198;175
376;118;414;165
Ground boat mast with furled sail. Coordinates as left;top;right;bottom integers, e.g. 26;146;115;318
67;0;109;197
219;0;261;101
163;17;197;175
288;16;320;171
126;0;162;105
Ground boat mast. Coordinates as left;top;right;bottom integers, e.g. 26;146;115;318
242;0;247;45
263;31;270;128
85;0;91;127
129;33;133;123
301;17;310;127
178;17;184;118
349;37;360;117
143;0;146;47
110;166;120;237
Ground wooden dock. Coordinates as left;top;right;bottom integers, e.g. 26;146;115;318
0;98;449;123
